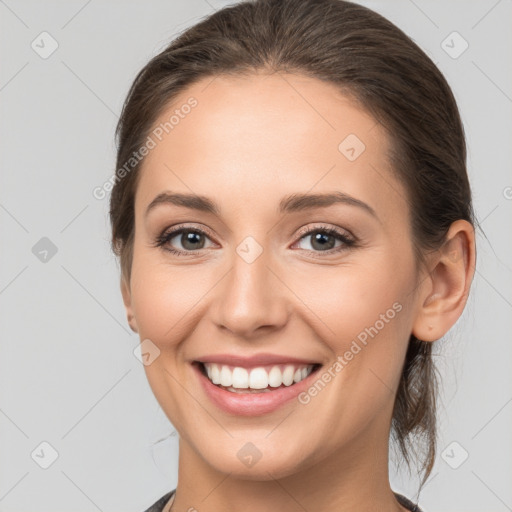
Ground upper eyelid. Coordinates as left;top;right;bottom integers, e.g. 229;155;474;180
163;224;218;243
295;223;354;239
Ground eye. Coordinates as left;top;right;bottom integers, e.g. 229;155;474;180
293;225;356;254
153;225;216;255
153;223;356;257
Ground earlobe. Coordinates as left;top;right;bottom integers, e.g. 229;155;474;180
412;219;476;342
121;276;139;333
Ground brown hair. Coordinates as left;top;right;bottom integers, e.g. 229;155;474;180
110;0;475;488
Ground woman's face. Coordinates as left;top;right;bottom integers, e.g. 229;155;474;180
123;72;426;479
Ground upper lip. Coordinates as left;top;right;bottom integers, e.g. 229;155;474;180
194;353;321;368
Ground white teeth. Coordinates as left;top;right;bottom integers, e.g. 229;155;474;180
210;364;221;384
280;365;292;386
202;362;316;390
220;365;232;387
249;368;268;389
232;367;249;388
268;366;282;387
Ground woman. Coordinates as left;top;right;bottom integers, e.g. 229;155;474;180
110;0;476;510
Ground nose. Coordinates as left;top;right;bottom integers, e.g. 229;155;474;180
212;247;290;339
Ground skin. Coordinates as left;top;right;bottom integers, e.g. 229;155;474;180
121;72;475;512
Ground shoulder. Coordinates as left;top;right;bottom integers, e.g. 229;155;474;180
394;492;425;512
141;490;175;512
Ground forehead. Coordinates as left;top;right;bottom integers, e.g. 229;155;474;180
135;72;408;225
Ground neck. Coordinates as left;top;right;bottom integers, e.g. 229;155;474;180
170;417;407;512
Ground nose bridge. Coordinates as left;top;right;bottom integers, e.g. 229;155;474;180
214;235;288;336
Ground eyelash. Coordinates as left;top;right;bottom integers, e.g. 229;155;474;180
153;223;357;257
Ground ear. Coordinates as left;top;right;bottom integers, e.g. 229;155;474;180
412;219;476;342
121;275;139;333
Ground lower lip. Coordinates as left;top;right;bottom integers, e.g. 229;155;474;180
193;363;320;416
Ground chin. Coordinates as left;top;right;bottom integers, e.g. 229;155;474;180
196;440;315;480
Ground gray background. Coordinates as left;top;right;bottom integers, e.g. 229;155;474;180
0;1;511;511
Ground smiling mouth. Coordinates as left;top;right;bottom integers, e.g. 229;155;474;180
194;361;322;393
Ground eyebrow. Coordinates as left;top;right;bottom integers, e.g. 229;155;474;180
145;191;378;219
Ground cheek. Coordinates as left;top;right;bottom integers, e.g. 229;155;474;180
290;255;415;404
290;266;414;439
293;257;412;345
130;259;209;344
130;242;416;354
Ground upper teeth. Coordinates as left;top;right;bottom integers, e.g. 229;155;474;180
203;363;315;389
